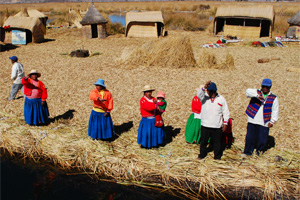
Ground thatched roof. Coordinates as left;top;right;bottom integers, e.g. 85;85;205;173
288;10;300;26
3;16;46;34
215;5;274;22
15;9;47;18
80;4;107;25
125;11;164;28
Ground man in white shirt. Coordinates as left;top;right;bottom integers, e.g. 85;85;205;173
243;78;279;156
7;56;25;100
197;81;230;160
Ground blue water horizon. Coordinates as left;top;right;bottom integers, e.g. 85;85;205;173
108;14;126;27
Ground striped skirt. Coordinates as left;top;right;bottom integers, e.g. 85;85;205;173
185;113;201;144
137;117;165;148
24;97;49;125
88;110;115;140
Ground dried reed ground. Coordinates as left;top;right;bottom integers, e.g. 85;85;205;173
0;28;300;199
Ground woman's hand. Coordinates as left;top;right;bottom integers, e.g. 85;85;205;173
222;124;228;132
41;101;46;106
104;112;110;117
97;97;107;102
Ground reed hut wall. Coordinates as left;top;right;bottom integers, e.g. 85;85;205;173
2;29;34;44
98;24;107;39
81;24;107;39
214;5;274;38
126;22;159;38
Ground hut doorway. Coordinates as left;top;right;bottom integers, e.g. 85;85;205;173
25;29;32;43
157;22;164;37
91;24;98;38
260;20;271;37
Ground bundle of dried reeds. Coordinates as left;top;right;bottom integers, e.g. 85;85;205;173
124;35;197;68
198;50;235;70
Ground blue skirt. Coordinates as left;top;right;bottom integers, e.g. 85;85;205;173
88;110;115;140
137;117;165;148
24;97;49;125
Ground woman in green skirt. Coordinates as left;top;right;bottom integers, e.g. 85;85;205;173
185;96;202;144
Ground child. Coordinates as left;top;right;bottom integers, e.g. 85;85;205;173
155;91;167;127
185;95;202;144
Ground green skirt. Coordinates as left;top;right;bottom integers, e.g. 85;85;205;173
185;113;201;144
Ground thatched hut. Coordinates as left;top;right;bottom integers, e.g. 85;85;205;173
214;5;275;38
3;16;46;44
80;4;108;39
125;11;165;38
287;10;300;38
15;8;48;28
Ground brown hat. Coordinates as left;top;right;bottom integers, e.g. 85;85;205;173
28;69;41;77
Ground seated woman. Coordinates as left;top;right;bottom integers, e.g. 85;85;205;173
88;79;115;140
22;69;49;125
137;85;165;148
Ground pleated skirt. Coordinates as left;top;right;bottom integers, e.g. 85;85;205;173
185;113;201;144
88;110;115;140
24;97;49;125
137;117;165;148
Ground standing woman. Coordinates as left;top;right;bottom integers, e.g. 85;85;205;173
185;95;202;144
88;79;115;140
137;85;165;148
22;70;49;125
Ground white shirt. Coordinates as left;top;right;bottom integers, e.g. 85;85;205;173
246;89;279;127
197;88;230;128
11;62;25;84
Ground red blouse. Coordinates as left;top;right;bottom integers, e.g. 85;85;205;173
192;96;202;114
140;96;156;117
22;77;47;101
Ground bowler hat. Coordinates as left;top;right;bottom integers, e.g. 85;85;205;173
261;78;272;87
207;82;217;91
28;69;41;77
9;56;18;62
94;79;106;88
142;85;155;92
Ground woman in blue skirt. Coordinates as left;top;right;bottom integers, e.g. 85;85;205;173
22;70;49;125
88;79;115;140
137;85;165;148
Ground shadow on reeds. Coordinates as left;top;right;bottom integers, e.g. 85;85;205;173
263;135;275;152
110;121;133;141
43;38;56;43
48;109;75;123
15;96;24;100
162;126;181;146
1;152;186;200
0;44;20;52
99;121;133;142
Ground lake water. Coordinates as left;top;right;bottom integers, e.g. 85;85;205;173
108;14;126;27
